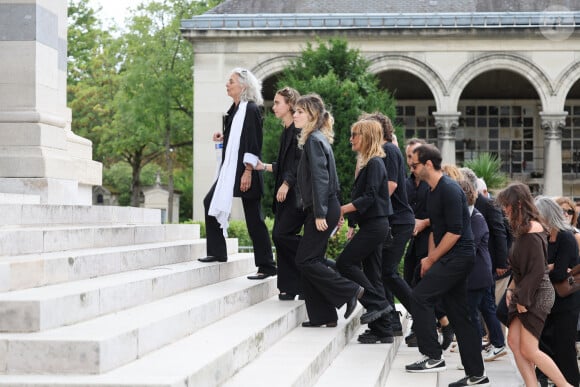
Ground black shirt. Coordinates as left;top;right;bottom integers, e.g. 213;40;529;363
350;156;392;225
382;142;414;226
427;175;474;259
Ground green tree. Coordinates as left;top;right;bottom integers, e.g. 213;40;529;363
68;0;122;156
263;38;397;210
97;1;211;216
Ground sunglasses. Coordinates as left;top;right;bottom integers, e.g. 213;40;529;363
563;209;575;216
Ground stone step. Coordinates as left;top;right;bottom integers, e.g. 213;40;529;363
223;305;363;387
0;275;278;375
0;193;40;205
0;223;199;256
0;297;307;386
315;305;409;387
0;236;238;292
0;204;161;227
0;253;256;332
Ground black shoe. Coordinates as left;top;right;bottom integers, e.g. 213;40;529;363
357;331;394;344
405;356;446;373
278;293;297;301
301;321;337;328
344;286;364;319
440;324;454;350
448;375;490;387
247;272;275;280
198;256;227;263
360;304;393;325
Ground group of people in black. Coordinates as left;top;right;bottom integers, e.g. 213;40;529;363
197;68;579;387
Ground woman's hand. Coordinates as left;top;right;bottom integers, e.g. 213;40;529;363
255;160;265;171
276;183;288;202
315;218;328;231
506;289;512;307
240;170;252;192
516;303;528;313
212;132;224;142
346;227;356;240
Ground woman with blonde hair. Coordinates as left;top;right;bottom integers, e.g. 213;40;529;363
496;183;572;387
337;119;394;335
293;94;362;327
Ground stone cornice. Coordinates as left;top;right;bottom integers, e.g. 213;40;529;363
181;12;579;32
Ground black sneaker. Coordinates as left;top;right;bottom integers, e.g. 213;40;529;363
441;324;454;350
357;331;394;344
448;375;490;386
405;355;446;373
405;331;418;347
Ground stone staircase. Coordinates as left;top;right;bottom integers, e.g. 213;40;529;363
0;203;404;386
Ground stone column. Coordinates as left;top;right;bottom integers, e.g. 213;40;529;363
0;0;101;204
540;112;566;197
433;112;460;166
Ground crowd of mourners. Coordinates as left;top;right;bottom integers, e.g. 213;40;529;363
197;67;580;387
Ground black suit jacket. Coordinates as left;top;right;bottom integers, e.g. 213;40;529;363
222;101;264;200
271;123;302;213
475;193;509;271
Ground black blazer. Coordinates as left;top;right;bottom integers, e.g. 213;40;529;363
475;193;509;271
271;123;302;212
349;156;391;226
222;101;264;200
297;130;340;217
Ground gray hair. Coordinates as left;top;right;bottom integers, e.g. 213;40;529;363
476;178;487;195
534;195;572;232
232;67;263;105
459;167;478;192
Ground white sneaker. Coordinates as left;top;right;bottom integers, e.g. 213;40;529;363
483;345;507;362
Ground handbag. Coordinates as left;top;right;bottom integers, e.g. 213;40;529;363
553;263;580;297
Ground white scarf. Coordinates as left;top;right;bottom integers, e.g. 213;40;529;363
209;101;248;237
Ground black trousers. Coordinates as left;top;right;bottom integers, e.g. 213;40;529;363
336;217;391;311
411;253;484;377
204;183;276;274
295;196;360;324
381;223;414;310
539;309;580;386
369;223;413;334
273;201;305;295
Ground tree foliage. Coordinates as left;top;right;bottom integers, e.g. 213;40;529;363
262;38;398;211
68;0;222;220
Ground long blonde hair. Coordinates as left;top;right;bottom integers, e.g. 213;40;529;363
352;119;385;168
296;94;334;147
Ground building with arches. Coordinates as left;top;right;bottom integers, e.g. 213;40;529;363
181;0;580;220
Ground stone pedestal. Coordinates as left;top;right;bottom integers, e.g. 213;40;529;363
540;112;567;197
0;0;101;204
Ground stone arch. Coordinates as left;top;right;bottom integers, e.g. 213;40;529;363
251;55;297;81
368;54;447;111
449;53;553;110
554;61;580;105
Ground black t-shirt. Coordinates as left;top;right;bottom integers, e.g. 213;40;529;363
382;142;414;226
427;175;474;258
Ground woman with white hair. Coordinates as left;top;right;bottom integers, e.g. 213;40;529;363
199;68;277;280
534;196;580;387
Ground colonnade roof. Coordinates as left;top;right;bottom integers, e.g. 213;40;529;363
181;11;579;31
